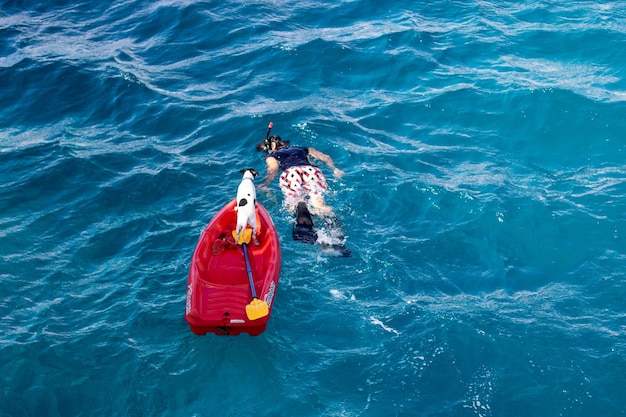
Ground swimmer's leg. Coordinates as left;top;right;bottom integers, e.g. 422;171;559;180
307;194;334;217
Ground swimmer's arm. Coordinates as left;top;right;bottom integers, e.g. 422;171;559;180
262;156;279;188
308;147;344;178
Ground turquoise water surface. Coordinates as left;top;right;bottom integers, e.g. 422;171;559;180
2;1;626;416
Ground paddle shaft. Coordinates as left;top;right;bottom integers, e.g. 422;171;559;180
242;243;258;299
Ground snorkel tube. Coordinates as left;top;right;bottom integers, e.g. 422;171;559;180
263;121;273;151
258;121;287;152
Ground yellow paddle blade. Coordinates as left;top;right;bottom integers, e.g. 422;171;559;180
246;297;269;321
232;228;253;245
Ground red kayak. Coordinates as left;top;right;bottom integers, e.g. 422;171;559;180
185;199;281;336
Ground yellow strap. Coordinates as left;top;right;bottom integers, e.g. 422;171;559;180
232;228;253;245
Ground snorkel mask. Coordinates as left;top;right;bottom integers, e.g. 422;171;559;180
263;135;285;152
257;122;289;153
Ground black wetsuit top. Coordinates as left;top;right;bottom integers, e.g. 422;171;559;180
269;147;311;171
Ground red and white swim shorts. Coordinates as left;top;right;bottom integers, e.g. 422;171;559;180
279;165;328;199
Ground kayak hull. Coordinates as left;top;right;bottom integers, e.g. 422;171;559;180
185;199;281;336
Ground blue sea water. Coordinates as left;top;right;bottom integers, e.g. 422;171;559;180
2;0;626;415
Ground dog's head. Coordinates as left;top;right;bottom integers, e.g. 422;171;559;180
240;168;258;179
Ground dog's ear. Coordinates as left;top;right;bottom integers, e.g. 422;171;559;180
240;168;258;177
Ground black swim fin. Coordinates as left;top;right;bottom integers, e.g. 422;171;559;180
295;202;314;228
292;202;351;256
320;243;352;258
293;202;317;243
292;225;318;244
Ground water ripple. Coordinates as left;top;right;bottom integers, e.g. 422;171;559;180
2;0;626;415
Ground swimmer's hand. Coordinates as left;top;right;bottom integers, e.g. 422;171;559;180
333;168;344;179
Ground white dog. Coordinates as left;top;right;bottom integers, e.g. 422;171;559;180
234;168;259;245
